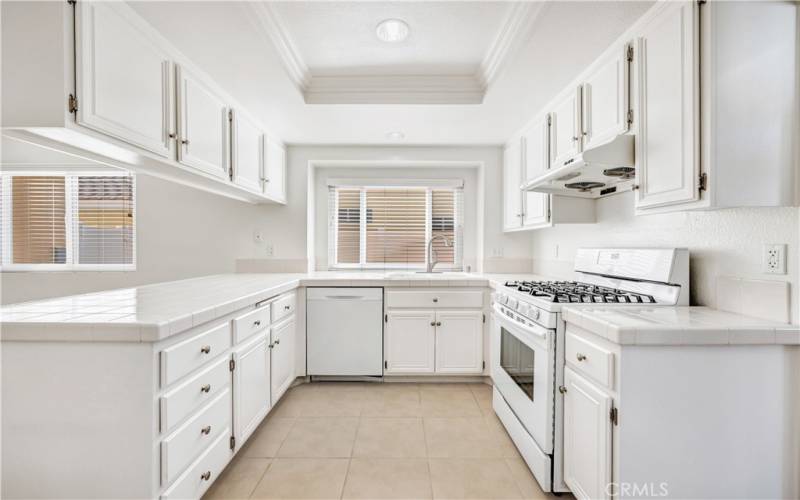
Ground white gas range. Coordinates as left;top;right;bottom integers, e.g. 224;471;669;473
490;248;689;493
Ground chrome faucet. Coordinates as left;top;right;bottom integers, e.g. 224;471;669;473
426;234;453;273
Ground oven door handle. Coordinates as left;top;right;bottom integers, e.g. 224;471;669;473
492;303;548;339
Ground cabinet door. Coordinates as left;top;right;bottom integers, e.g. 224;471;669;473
233;334;271;444
503;140;523;231
583;44;630;150
550;87;582;168
176;65;230;179
522;117;551;228
563;367;612;500
635;1;699;210
270;317;295;406
76;2;174;158
263;138;287;203
434;310;483;374
385;311;436;374
231;109;263;193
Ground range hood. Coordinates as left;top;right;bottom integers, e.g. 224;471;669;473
522;134;635;198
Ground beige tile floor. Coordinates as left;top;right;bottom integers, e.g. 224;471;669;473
203;382;565;500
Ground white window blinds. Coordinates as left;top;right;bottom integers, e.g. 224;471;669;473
328;184;464;270
0;173;136;270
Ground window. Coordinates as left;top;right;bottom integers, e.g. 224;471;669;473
328;183;464;270
0;173;136;270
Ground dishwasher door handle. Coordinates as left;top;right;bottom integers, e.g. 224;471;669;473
324;295;367;300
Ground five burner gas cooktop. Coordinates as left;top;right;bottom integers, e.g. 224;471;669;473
504;280;657;304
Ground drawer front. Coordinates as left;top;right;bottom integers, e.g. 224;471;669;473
565;331;615;389
386;290;483;309
160;357;231;433
271;293;296;323
161;323;232;387
161;388;231;485
161;430;231;500
233;306;270;344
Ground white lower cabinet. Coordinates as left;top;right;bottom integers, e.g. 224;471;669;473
270;317;295;406
563;366;613;500
385;310;436;374
435;310;483;374
232;333;271;445
384;291;485;376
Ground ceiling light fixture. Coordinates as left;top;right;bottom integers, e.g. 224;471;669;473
386;131;405;140
376;19;410;43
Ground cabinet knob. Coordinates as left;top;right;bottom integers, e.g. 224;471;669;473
284;305;291;310
253;320;261;327
269;343;274;349
559;386;567;394
201;471;212;481
274;339;280;345
432;297;439;303
576;353;587;362
200;384;211;393
436;321;442;327
201;425;211;435
430;321;436;326
181;139;190;145
572;136;579;142
200;345;211;354
168;133;176;139
261;177;271;183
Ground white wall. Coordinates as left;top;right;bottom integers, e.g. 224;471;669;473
531;192;800;323
0;173;285;304
312;166;479;271
284;145;534;273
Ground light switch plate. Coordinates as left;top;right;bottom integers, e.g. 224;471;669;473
763;244;787;274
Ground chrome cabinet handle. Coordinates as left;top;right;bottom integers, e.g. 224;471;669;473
201;471;211;481
261;177;271;183
200;384;211;393
576;353;587;362
200;345;211;354
433;297;439;303
181;139;189;145
274;339;280;345
436;321;442;327
168;133;176;139
572;136;579;142
430;321;436;326
559;386;567;394
253;320;261;327
284;305;291;310
268;343;274;349
201;425;211;435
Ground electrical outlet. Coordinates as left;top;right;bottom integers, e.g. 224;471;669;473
265;244;275;258
253;231;264;244
763;244;787;274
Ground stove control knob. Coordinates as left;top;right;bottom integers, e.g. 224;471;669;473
507;298;518;310
531;308;540;320
518;303;529;316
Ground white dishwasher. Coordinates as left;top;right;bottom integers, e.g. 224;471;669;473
306;288;384;377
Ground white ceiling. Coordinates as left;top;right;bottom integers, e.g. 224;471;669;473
128;1;653;145
270;1;512;76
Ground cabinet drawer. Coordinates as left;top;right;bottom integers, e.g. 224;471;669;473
271;293;296;323
160;357;231;433
161;323;231;387
161;388;231;485
232;306;270;344
386;290;483;309
565;331;615;389
161;429;231;500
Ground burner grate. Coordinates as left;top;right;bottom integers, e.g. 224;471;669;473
504;280;656;304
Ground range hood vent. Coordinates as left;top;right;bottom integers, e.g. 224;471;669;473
522;134;635;198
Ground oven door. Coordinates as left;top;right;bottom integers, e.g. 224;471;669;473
491;303;555;454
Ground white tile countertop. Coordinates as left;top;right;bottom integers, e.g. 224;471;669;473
563;306;800;346
0;272;524;342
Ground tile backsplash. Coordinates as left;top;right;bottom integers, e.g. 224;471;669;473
716;276;791;324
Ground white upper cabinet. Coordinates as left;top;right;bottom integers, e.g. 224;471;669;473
582;44;630;150
550;87;582;168
503;139;524;231
263;138;287;203
522;117;551;228
634;1;699;211
434;310;483;374
231;109;263;193
176;65;231;180
76;2;174;158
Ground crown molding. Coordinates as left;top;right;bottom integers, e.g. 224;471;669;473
246;2;311;91
478;2;547;89
247;1;541;104
304;75;484;104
